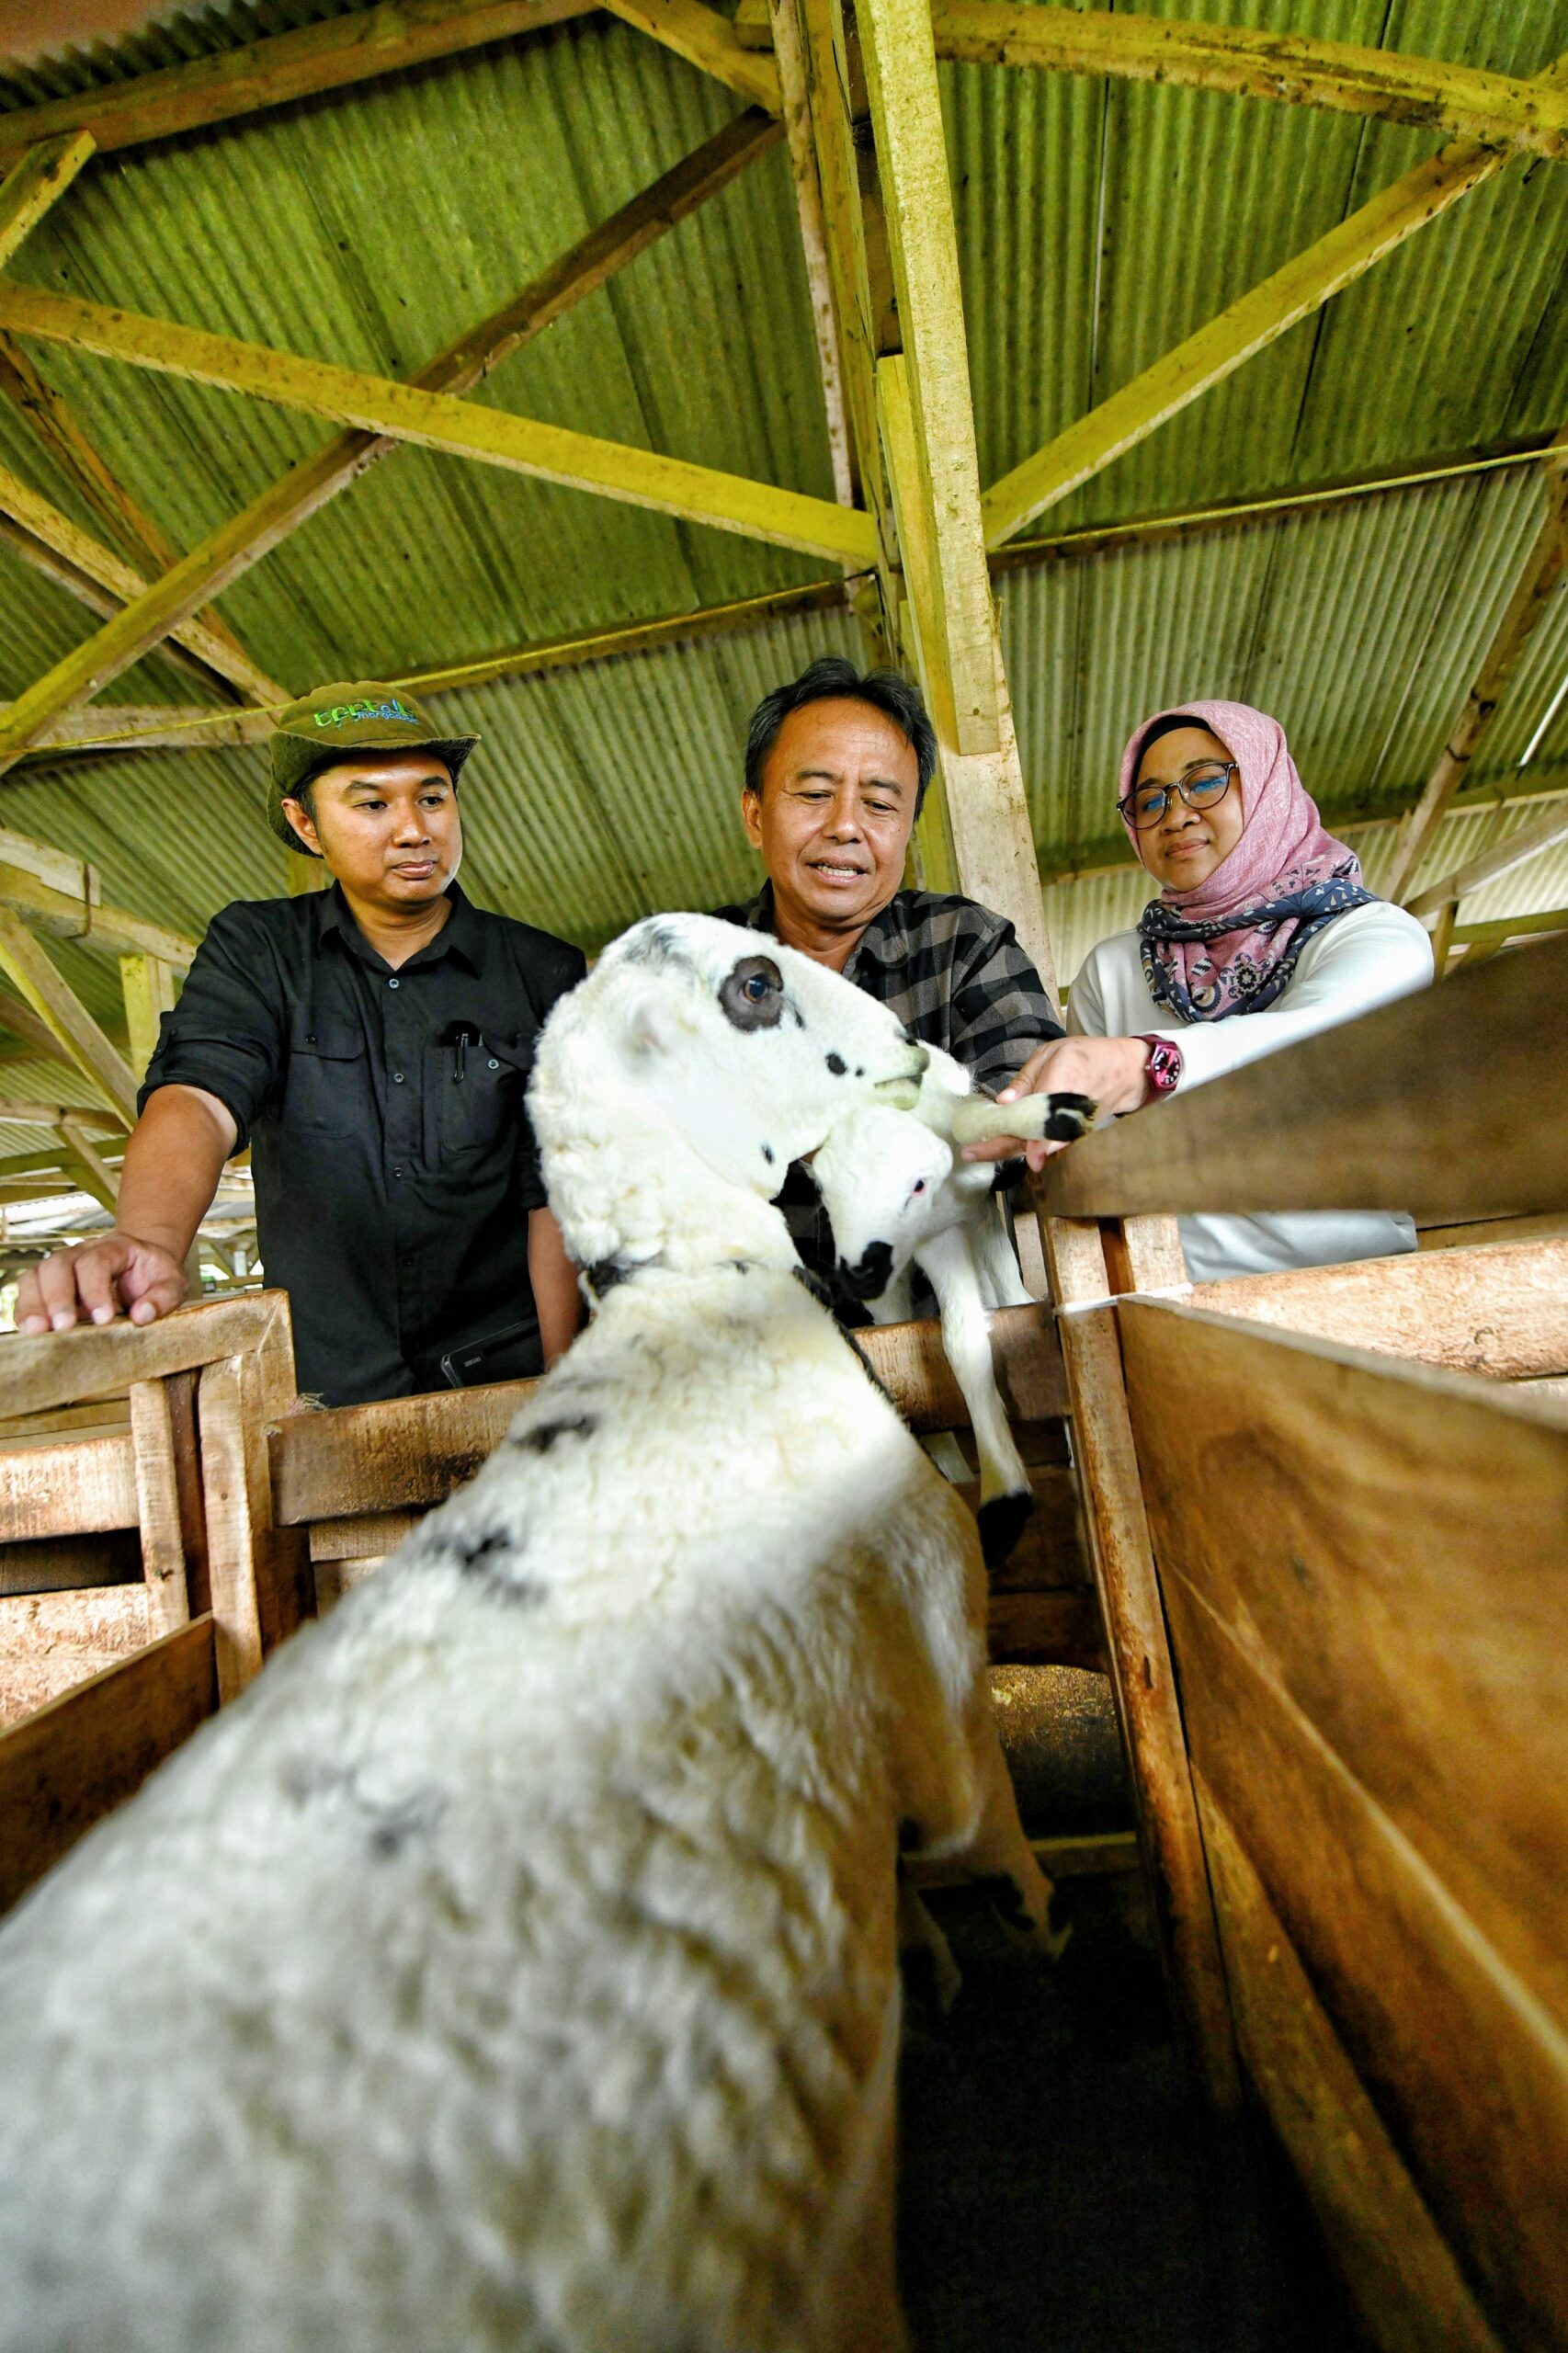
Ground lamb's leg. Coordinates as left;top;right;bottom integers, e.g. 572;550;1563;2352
972;1191;1031;1312
914;1223;1032;1568
960;1689;1072;1961
897;1873;962;2013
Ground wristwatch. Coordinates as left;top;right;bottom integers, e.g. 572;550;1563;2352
1136;1034;1183;1099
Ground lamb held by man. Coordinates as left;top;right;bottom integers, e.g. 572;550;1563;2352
0;914;1070;2353
810;1043;1096;1566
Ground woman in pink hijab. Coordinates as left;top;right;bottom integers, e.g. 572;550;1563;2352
969;699;1434;1281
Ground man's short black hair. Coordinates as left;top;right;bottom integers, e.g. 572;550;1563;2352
744;656;937;816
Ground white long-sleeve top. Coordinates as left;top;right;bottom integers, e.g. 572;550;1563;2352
1066;900;1435;1284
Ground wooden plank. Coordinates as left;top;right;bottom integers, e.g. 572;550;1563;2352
0;1614;216;1916
1419;1209;1568;1252
1040;926;1568;1223
1040;1212;1241;2106
905;1826;1140;1890
0;460;284;705
308;1509;421;1563
599;0;781;108
55;1112;120;1212
986;1585;1104;1668
1158;1569;1568;2351
272;1304;1068;1524
0;1430;136;1541
0;848;196;969
1195;1775;1506;2353
129;1380;191;1637
1384;464;1568;902
0;1584;153;1725
1190;1236;1568;1379
0;1291;289;1423
0;911;137;1125
199;1351;308;1699
1405;801;1568;920
0;133;96;270
979;102;1551;547
1120;1299;1568;2028
0;0;597;168
0;283;879;591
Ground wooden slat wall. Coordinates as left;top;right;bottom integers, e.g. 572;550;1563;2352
0;1612;217;1914
1119;1300;1568;2351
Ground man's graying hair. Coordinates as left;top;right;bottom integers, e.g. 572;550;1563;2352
744;657;937;816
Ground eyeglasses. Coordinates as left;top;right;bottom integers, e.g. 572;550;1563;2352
1118;761;1237;831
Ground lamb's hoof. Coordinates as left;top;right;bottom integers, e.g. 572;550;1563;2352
1042;1091;1097;1142
976;1873;1074;1962
977;1488;1034;1568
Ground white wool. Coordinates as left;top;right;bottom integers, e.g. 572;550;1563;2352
0;915;1062;2353
809;1046;1093;1553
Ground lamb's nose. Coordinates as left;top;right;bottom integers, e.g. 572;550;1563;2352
907;1044;929;1075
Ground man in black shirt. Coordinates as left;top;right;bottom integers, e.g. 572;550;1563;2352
17;682;585;1405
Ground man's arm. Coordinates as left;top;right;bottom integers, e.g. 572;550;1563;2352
527;1205;584;1367
16;1086;237;1334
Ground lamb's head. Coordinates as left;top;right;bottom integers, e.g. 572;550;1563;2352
528;915;929;1277
812;1106;954;1304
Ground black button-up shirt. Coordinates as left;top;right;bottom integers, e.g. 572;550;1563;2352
141;882;585;1405
711;884;1062;1313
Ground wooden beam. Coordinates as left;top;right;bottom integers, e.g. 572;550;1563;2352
0;132;96;269
1385;460;1568;902
598;0;781;108
739;0;1568;162
1404;799;1568;920
1040;926;1568;1224
55;1113;120;1214
0;1100;119;1131
0;914;138;1127
0;110;802;756
0;283;876;677
1453;904;1568;948
767;0;856;507
1189;1235;1568;1381
0;1290;290;1427
853;0;1058;989
0;831;196;969
980;65;1568;549
0;990;79;1066
0;332;263;684
0;461;284;704
0;1614;217;1915
0;0;597;170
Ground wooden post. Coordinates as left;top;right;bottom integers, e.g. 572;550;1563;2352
128;1378;193;1638
119;951;179;1079
1043;1213;1241;2107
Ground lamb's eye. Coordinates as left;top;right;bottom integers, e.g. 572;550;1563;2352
720;955;785;1031
913;1179;927;1196
745;974;769;1002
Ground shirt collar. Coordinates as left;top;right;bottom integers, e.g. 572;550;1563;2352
740;882;913;978
315;878;483;975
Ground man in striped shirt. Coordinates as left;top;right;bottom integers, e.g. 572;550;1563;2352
714;655;1063;1313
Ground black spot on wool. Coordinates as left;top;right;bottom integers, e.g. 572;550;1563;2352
514;1415;598;1455
761;1143;775;1165
825;1051;847;1075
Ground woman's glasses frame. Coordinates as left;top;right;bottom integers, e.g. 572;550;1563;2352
1118;760;1238;833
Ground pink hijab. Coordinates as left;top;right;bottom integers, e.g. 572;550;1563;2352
1119;698;1372;1021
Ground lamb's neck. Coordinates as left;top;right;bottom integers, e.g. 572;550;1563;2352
586;1120;799;1283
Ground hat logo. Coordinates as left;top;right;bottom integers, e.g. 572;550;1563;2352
312;697;417;728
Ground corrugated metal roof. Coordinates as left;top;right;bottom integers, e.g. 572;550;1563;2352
0;0;1566;1074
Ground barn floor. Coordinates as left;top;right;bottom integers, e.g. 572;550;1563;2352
897;1672;1366;2353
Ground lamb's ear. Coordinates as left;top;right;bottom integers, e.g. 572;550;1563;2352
625;996;681;1060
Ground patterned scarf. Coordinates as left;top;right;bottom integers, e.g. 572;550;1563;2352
1119;699;1375;1023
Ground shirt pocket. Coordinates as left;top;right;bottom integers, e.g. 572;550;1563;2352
431;1029;533;1165
281;1017;366;1135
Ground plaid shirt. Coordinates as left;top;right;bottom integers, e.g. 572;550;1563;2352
712;885;1062;1312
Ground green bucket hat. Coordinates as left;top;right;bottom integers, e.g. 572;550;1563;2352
267;680;480;856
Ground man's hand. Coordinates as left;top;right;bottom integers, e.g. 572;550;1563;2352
16;1233;189;1336
960;1035;1153;1174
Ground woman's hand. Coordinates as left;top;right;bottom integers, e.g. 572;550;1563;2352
960;1035;1153;1174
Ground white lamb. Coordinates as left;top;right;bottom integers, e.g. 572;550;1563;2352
809;1045;1095;1564
0;914;1064;2353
